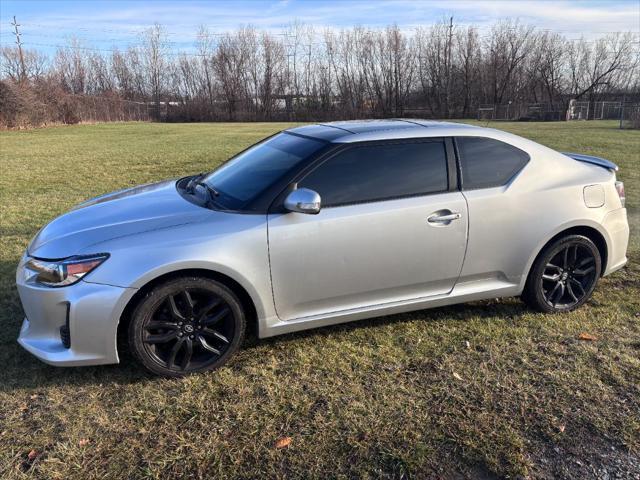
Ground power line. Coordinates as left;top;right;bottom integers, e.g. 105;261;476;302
15;21;268;37
20;41;210;57
8;19;638;60
17;31;219;48
13;20;638;38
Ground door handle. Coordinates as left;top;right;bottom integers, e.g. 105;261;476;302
427;211;462;224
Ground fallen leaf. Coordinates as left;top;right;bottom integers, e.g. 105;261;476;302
559;424;565;433
30;394;38;400
275;436;292;449
27;449;38;461
452;372;463;381
578;332;597;341
19;403;28;412
78;438;90;447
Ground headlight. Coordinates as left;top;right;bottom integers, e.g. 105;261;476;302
25;254;109;287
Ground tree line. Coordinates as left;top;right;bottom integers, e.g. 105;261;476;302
1;20;638;127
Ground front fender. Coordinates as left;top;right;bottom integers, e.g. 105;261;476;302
78;214;276;328
110;259;272;322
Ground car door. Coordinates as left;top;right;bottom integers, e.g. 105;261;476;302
267;138;469;321
454;136;532;284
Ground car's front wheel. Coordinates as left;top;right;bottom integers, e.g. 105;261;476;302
129;276;245;377
523;234;601;313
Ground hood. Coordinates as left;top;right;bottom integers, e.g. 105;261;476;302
28;179;207;258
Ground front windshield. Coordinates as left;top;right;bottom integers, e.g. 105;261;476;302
203;132;326;210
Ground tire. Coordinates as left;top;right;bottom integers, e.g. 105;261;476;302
128;276;246;377
522;234;601;313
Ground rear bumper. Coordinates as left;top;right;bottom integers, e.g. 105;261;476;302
602;208;629;276
16;256;136;366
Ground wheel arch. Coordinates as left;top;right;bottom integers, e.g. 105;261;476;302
522;223;608;291
547;226;607;273
116;268;259;360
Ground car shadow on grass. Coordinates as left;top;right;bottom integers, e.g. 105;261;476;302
245;297;530;351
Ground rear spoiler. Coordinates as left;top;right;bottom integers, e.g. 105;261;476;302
562;152;618;172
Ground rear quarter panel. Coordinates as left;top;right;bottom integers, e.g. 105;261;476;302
458;130;618;290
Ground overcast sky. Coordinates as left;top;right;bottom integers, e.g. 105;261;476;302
1;0;638;55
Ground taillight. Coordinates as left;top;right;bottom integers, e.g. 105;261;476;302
615;181;625;207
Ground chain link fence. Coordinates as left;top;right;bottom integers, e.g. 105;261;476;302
476;100;639;129
619;103;640;129
477;103;563;121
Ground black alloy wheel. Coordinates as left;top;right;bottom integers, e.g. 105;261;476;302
129;277;245;377
523;234;601;313
541;243;597;308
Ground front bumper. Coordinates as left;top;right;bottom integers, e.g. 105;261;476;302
16;256;137;366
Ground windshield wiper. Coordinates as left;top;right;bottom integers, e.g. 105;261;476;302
185;172;222;208
194;180;220;199
186;172;206;194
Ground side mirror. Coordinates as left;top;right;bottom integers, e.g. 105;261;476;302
284;188;321;214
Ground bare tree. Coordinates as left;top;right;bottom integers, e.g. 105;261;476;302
142;24;168;119
357;26;415;116
213;29;251;119
567;33;637;117
87;51;113;94
196;26;217;117
416;22;450;117
1;20;638;127
454;26;481;117
53;38;88;94
482;21;535;106
258;32;286;119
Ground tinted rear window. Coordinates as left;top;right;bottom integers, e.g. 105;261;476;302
456;137;529;190
299;140;448;206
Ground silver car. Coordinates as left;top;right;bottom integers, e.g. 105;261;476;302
16;120;629;376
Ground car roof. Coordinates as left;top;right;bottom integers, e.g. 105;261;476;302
286;119;481;143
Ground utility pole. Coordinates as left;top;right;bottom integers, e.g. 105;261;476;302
11;15;27;82
306;42;312;96
445;16;454;119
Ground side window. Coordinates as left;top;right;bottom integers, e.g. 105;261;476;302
298;140;448;206
456;137;529;190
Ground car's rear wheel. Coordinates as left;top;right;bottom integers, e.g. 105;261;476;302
523;234;601;313
129;276;245;377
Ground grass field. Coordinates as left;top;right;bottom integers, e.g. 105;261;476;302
0;120;638;479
